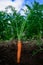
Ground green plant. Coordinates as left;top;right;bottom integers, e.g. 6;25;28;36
0;11;13;40
25;1;43;40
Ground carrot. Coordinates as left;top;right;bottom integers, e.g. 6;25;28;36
17;40;22;63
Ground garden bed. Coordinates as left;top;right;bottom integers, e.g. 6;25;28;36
0;39;43;65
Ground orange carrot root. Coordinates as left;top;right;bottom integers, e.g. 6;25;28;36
17;41;22;63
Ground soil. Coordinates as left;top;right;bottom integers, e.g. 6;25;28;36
0;40;43;65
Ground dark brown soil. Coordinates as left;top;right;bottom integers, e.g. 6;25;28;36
0;40;43;65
